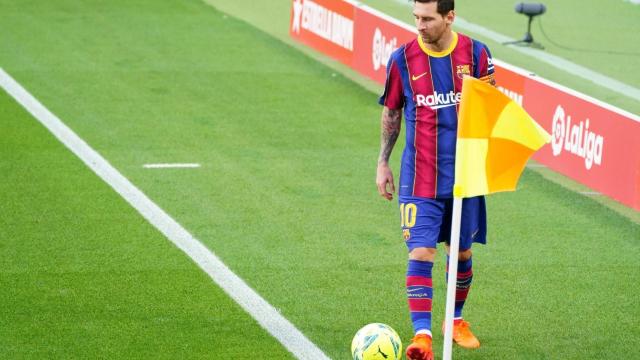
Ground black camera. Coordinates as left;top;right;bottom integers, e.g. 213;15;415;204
504;2;547;48
515;3;547;16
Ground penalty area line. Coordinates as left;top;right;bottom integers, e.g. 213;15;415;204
0;67;331;360
143;163;201;168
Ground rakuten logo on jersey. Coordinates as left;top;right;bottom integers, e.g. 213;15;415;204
416;91;462;110
372;27;397;71
551;105;604;170
292;0;354;51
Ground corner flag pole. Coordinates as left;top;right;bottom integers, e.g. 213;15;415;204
441;75;551;360
442;195;463;360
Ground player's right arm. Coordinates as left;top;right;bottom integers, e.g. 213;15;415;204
376;106;402;201
376;50;404;201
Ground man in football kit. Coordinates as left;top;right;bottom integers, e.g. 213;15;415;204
375;1;496;359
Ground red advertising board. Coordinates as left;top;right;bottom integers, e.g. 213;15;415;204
494;60;640;210
526;80;640;209
290;0;640;211
289;0;356;66
352;6;415;84
493;61;526;107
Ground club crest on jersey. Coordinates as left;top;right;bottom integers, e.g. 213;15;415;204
456;64;471;79
403;229;411;241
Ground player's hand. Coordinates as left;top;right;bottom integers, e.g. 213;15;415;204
376;163;395;201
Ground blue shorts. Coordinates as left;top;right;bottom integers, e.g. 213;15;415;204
398;195;487;252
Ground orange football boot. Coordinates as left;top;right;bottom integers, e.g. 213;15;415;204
405;334;434;360
443;319;480;349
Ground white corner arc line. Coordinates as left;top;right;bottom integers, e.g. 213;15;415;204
0;67;331;360
143;163;201;168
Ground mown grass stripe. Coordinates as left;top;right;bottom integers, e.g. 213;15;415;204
0;67;331;360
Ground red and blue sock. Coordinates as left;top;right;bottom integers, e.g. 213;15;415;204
406;259;433;336
446;256;473;319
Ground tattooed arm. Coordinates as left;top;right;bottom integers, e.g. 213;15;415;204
376;106;402;201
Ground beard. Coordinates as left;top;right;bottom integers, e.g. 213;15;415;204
420;27;446;44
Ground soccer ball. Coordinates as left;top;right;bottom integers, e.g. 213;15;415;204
351;323;402;360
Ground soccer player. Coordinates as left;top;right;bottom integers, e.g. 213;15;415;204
375;1;495;359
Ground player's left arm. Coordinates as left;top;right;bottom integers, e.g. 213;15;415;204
474;43;496;86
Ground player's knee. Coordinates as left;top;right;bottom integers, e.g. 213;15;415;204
409;247;437;262
444;246;473;260
458;249;472;261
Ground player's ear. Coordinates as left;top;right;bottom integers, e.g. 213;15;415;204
445;10;455;25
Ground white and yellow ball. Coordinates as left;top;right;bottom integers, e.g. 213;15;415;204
351;323;402;360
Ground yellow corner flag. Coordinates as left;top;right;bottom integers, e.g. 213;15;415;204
454;76;551;198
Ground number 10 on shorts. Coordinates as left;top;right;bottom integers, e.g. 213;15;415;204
400;203;417;228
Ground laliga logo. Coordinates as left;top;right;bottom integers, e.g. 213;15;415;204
372;28;397;71
551;105;604;170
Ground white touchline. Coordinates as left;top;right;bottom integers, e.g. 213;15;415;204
389;0;640;102
143;163;201;168
0;67;331;360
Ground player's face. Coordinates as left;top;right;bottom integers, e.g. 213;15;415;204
413;1;454;45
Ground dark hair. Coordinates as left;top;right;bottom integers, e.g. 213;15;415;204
414;0;455;16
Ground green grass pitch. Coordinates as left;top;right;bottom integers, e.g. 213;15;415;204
363;0;640;115
1;0;638;359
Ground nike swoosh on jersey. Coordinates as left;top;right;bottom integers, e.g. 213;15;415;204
412;72;428;81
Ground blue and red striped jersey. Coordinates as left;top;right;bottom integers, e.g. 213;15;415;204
379;32;495;199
